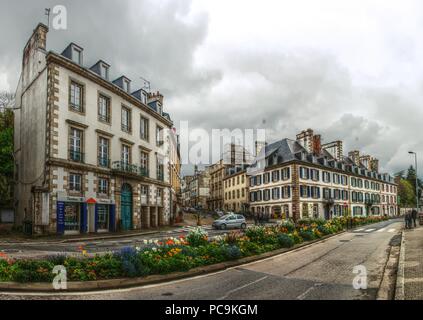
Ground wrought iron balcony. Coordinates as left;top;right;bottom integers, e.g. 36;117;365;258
69;149;84;163
98;113;110;123
98;157;110;168
111;161;149;178
157;172;164;182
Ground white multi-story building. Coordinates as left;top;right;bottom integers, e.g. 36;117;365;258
14;24;174;235
247;129;398;221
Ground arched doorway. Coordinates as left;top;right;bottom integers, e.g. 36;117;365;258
121;184;133;230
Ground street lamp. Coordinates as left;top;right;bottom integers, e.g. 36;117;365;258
408;151;419;211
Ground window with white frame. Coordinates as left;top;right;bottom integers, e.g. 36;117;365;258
98;137;109;167
98;94;110;123
121;106;131;132
70;81;83;112
69;128;83;162
69;173;82;192
140;116;149;141
122;144;130;164
98;178;109;194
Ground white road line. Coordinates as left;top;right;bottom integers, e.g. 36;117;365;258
296;283;323;300
365;229;376;232
377;228;386;233
388;229;396;233
355;228;364;232
217;276;268;300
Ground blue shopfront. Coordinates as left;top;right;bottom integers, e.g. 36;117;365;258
57;196;116;235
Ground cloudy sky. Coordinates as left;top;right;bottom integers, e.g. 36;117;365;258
1;0;422;176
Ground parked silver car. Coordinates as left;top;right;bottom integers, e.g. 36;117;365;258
212;214;247;230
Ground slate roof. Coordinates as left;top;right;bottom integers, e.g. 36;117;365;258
247;138;396;184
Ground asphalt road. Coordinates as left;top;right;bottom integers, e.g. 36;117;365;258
0;219;403;300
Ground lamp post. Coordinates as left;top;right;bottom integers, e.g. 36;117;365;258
408;151;419;211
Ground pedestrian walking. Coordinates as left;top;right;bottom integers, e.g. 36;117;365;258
253;213;258;226
405;211;412;229
411;209;418;228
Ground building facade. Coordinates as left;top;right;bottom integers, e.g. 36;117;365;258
207;160;225;211
247;129;398;221
169;128;182;223
14;24;175;235
181;170;210;210
223;166;249;213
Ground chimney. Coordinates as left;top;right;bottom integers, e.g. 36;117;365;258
370;158;379;173
22;23;49;87
348;150;360;166
296;129;314;153
147;91;164;105
322;140;343;161
312;134;322;155
360;155;372;171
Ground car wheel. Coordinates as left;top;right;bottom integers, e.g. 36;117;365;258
241;223;247;230
220;224;227;230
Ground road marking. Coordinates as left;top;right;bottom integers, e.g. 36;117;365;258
217;276;268;300
355;228;364;232
388;229;396;233
365;229;376;232
296;283;323;300
377;228;386;233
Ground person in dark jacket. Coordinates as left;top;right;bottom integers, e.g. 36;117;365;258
411;209;418;228
405;211;413;229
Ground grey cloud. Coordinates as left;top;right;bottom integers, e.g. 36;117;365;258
0;0;220;96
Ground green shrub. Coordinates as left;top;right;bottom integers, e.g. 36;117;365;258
277;234;295;248
299;229;315;241
245;226;266;243
224;245;242;260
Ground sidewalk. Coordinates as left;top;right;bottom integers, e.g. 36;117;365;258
398;225;423;300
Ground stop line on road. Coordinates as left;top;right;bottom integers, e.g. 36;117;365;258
353;227;397;234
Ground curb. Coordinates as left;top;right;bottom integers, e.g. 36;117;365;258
0;231;346;293
0;229;182;246
394;231;406;300
376;234;401;300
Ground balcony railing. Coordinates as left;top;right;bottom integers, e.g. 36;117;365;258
69;149;84;163
111;161;149;178
121;124;131;133
157;172;164;182
98;157;110;168
98;113;110;123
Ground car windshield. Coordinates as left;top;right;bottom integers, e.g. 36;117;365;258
219;214;234;220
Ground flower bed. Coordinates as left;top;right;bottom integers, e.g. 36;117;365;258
0;216;389;283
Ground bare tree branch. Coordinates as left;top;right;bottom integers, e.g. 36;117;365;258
0;91;15;111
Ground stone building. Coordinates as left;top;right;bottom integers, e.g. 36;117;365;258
181;170;210;210
247;129;398;221
223;166;249;213
169;128;182;223
13;24;175;235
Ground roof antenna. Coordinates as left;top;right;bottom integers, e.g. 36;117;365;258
139;76;151;93
45;8;51;28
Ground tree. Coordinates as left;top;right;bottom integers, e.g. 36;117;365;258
406;165;423;201
0;92;14;206
0;91;15;112
397;178;416;207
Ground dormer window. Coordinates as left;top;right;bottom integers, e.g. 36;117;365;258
123;79;131;93
157;102;162;115
141;92;147;104
72;47;82;65
100;63;109;80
